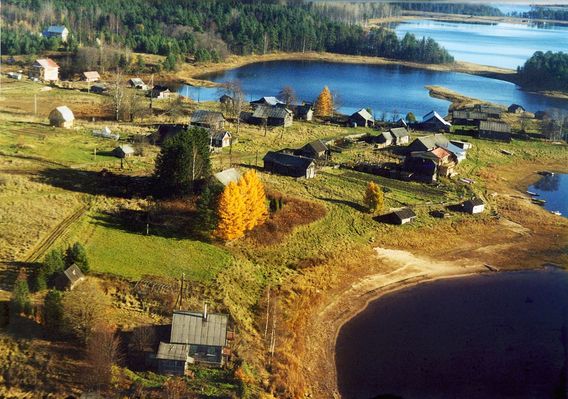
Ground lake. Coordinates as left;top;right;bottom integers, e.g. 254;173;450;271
336;268;568;399
394;19;568;69
529;173;568;217
183;61;568;117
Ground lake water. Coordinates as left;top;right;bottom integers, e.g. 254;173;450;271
529;173;568;216
183;61;568;116
394;19;568;69
336;269;568;399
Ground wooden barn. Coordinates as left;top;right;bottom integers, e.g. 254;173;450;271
508;104;525;114
297;139;329;160
477;120;512;142
190;110;226;130
250;105;293;127
451;110;488;125
81;71;100;82
30;58;60;82
263;151;316;179
49;106;75;128
389;208;417;225
462;198;485;214
420;111;452;132
349;109;374;128
295;103;314;121
389;127;410;145
113;144;135;158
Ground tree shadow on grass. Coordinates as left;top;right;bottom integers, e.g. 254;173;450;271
36;167;152;199
316;196;368;213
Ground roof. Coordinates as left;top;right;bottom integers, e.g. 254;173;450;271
129;78;145;85
389;127;409;138
170;311;228;347
474;104;504;115
82;71;100;79
252;105;292;119
379;131;394;142
452;110;488;120
156;342;190;362
302;139;328;154
34;58;59;69
479;120;511;133
45;25;68;34
263;151;315;170
117;144;135;155
351;108;374;121
444;142;466;157
393;207;416;220
51;106;74;121
251;96;284;106
214;168;241;186
508;104;525;111
295;103;313;117
191;110;225;125
464;198;484;207
211;130;231;141
430;147;452;159
63;264;84;285
411;134;449;151
423;111;451;126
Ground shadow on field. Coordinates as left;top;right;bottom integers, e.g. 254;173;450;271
36;168;151;199
316;196;368;213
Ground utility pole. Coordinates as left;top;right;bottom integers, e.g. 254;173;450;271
34;94;37;116
264;287;270;338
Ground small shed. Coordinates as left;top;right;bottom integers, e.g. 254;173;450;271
150;85;173;99
90;84;107;94
463;198;485;214
219;95;233;105
190;110;226;130
297;140;329;160
389;127;410;145
49;106;75;128
55;264;85;291
390;208;417;225
7;72;22;80
421;111;452;132
114;144;135;158
349;109;374;128
374;131;393;148
82;71;100;82
43;25;69;42
407;134;449;153
151;124;188;145
210;130;232;148
128;78;148;90
263;151;316;179
508;104;525;114
156;343;192;375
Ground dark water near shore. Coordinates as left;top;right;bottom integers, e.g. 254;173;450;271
529;173;568;217
336;269;568;399
181;61;568;116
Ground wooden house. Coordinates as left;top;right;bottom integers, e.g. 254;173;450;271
113;144;135;158
477;120;512;142
420;111;452;132
250;105;293;127
389;127;410;145
349;109;374;128
128;78;148;90
473;104;503;119
402;156;438;183
210;131;232;148
263;151;316;179
297;140;329;160
374;131;393;148
156;343;192;375
55;264;85;291
463;198;485;214
295;103;314;121
81;71;100;82
219;95;233;105
407;134;449;153
389;208;417;225
190;110;226;130
451;110;488;125
508;104;525;114
49;106;75;128
43;25;69;42
30;58;60;82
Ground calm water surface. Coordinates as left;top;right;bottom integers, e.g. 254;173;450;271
394;19;568;69
336;269;568;399
182;61;568;116
529;173;568;216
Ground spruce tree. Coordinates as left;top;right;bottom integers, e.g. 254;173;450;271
196;184;221;235
66;242;89;273
215;182;246;241
43;290;64;334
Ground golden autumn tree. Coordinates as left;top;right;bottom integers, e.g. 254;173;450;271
364;181;384;214
242;170;268;230
314;86;334;117
215;181;246;241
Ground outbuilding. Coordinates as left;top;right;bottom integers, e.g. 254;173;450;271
349;109;374;128
389;127;410;145
462;198;485;214
250;105;293;127
421;111;452;132
477;120;512;142
297;139;329;160
113;144;135;158
82;71;100;82
128;78;148;90
55;264;85;291
190;110;226;130
210;130;232;148
43;25;69;42
295;103;314;121
263;151;316;179
49;106;75;128
250;96;284;107
508;104;525;114
390;208;417;225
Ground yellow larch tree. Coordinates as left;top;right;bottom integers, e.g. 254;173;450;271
363;181;384;214
215;181;246;241
314;86;334;117
239;170;268;231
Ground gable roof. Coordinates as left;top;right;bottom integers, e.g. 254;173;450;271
51;106;74;121
63;264;84;286
508;104;525;112
214;168;241;186
153;124;188;144
45;25;68;34
302;139;328;154
156;342;190;361
452;110;488;120
389;127;409;138
351;108;374;121
430;147;452;159
251;96;284;106
211;130;231;141
82;71;100;79
263;151;315;170
479;120;511;133
252;105;292;119
170;311;228;347
423;111;451;126
116;144;135;155
129;78;145;86
393;207;416;220
379;131;394;142
35;58;59;69
464;198;484;207
191;110;225;124
411;134;449;151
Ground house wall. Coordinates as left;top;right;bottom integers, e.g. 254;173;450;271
157;359;186;375
43;67;59;81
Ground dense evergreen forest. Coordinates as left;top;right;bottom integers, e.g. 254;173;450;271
393;2;504;17
518;51;568;91
520;6;568;22
1;0;453;65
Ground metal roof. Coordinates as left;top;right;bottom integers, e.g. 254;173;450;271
412;134;449;151
393;207;416;220
252;105;292;119
156;342;190;361
45;25;68;34
63;264;84;285
422;111;451;126
263;151;315;171
191;110;225;124
351;108;374;121
214;168;241;186
51;106;74;121
479;120;511;133
35;58;59;69
389;127;409;138
170;311;228;347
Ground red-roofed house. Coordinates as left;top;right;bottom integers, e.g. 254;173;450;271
30;58;60;81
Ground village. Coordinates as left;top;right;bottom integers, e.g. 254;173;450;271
0;23;567;399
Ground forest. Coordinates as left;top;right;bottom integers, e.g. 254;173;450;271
1;0;453;64
517;51;568;91
516;6;568;21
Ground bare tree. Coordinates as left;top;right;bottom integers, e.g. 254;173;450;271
544;108;568;141
219;80;245;135
278;86;297;109
86;324;121;389
163;377;190;399
108;69;126;121
62;279;111;343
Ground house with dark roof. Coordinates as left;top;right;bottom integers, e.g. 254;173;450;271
407;134;450;153
349;109;374;128
389;127;410;145
373;131;394;148
508;104;525;114
90;84;107;94
472;104;503;119
156;306;230;374
30;58;60;81
389;208;417;225
250;96;284;107
250;105;293;127
55;264;85;291
150;124;188;145
190;110;226;130
295;103;314;121
477;120;512;142
43;25;69;42
402;156;438;183
210;130;231;148
296;140;329;160
263;151;316;179
420;111;452;132
219;94;233;105
462;198;485;214
451;110;488;126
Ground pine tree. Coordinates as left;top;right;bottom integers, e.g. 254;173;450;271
215;182;246;241
196;184;222;235
66;242;89;273
364;181;385;214
12;273;31;315
314;86;334;118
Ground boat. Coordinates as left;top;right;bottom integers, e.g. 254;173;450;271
500;149;513;155
538;170;555;176
526;191;538;196
551;211;562;216
532;199;547;205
